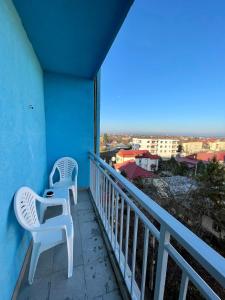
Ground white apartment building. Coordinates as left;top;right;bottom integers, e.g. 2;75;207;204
132;137;179;159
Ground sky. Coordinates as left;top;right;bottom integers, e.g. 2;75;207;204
100;0;225;137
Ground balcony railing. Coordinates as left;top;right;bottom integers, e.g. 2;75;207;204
89;152;225;300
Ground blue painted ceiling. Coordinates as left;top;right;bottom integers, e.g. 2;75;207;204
13;0;134;79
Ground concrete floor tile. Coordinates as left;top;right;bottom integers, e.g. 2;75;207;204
103;290;122;300
17;191;120;300
49;265;87;300
78;210;96;223
79;220;101;241
84;257;118;299
35;248;54;280
82;233;107;266
17;277;50;300
78;200;94;211
53;235;83;272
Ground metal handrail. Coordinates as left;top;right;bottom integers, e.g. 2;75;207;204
89;152;225;286
89;152;225;299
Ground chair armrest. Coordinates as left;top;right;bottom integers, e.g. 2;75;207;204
49;170;55;188
38;197;70;215
35;215;73;234
33;222;65;232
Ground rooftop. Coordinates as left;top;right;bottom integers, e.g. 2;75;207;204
188;151;225;162
135;153;160;159
17;190;121;300
114;160;156;180
116;149;148;157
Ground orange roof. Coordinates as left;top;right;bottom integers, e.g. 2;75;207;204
188;151;225;162
117;149;148;157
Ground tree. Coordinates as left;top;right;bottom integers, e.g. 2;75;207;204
196;161;206;175
132;176;144;189
177;162;189;176
192;158;225;229
103;133;109;145
177;144;184;154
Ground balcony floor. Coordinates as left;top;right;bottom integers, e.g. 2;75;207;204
17;190;122;300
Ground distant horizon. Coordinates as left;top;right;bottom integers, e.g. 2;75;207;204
100;131;225;139
101;0;225;136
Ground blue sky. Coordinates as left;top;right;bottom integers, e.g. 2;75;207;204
101;0;225;137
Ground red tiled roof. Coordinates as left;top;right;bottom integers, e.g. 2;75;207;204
135;153;160;159
117;149;148;157
114;161;156;180
188;151;225;162
114;160;134;169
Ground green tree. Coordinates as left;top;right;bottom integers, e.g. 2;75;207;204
193;158;225;228
177;144;183;154
103;133;109;145
196;161;206;175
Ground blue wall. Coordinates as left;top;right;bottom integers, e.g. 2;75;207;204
0;1;47;299
44;72;94;189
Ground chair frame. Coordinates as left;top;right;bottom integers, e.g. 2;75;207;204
14;186;74;284
49;157;78;205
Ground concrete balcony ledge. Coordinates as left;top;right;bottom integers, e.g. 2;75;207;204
17;191;122;300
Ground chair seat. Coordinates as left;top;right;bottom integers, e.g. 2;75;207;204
35;214;74;250
53;179;74;188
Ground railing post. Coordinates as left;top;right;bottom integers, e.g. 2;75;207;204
96;162;100;208
178;272;189;300
154;225;170;300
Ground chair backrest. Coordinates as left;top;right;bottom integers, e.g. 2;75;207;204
14;187;40;231
54;157;78;181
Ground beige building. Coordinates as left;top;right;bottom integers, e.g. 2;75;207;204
181;141;203;155
208;140;225;151
132;137;179;158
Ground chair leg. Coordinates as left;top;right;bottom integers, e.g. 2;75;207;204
71;186;77;205
39;204;47;223
28;243;41;284
66;232;74;278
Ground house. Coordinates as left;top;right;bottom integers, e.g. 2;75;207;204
114;160;156;182
135;152;160;171
1;1;224;299
202;215;225;240
188;151;225;163
115;149;149;163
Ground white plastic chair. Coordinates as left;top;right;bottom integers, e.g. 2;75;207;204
49;157;78;205
14;186;74;284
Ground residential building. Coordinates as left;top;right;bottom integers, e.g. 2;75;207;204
188;151;225;163
135;152;160;171
202;215;225;240
208;140;225;151
115;149;148;163
114;160;156;181
1;1;224;299
181;140;203;155
132;137;179;158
